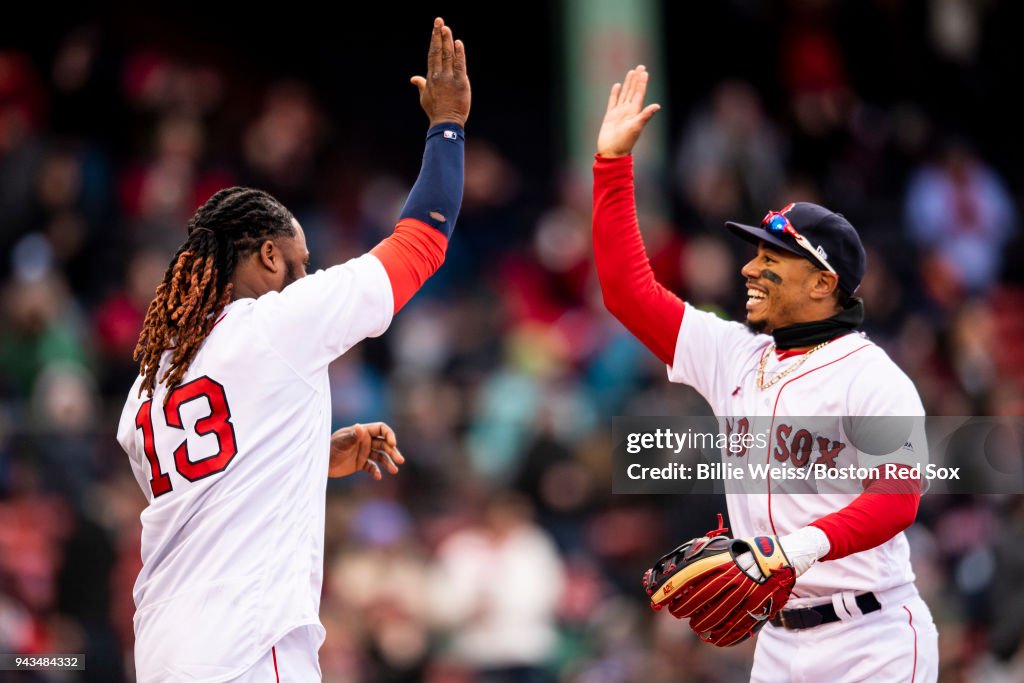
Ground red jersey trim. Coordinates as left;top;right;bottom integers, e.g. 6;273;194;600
903;606;918;683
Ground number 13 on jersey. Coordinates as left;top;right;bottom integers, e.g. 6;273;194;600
134;376;238;497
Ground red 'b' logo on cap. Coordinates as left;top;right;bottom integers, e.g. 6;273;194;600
756;537;775;555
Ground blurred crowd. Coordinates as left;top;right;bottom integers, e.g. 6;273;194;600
2;2;1024;682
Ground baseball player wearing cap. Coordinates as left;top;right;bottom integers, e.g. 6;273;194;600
593;66;938;681
116;18;469;682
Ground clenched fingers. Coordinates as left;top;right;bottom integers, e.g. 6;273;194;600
363;422;405;470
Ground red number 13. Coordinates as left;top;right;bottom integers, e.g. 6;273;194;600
134;376;238;497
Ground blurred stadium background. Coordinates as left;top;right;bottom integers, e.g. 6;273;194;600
2;1;1024;681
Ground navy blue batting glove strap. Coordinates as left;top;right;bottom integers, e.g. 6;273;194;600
398;122;465;239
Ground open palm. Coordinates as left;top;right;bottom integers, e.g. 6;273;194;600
596;65;661;158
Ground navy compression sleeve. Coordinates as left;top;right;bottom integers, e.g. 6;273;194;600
399;122;465;238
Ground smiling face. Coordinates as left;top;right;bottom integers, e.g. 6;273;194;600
740;241;840;333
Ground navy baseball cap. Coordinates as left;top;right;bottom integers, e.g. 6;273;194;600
725;202;866;294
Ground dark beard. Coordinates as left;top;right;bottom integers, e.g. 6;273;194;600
745;317;769;334
282;260;300;288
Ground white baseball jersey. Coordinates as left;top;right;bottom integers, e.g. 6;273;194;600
668;304;926;604
117;254;393;682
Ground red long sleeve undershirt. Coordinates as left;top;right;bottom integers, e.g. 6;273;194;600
592;154;921;560
370;218;448;313
592;155;684;365
811;464;921;560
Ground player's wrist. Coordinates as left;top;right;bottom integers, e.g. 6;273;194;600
594;153;632;166
780;526;831;577
428;118;466;131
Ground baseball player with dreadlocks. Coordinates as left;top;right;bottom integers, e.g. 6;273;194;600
116;18;469;682
593;66;938;681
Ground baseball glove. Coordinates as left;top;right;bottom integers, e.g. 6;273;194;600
642;515;796;647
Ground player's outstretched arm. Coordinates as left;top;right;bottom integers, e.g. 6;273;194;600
249;20;468;381
329;422;405;479
592;66;683;366
370;17;471;313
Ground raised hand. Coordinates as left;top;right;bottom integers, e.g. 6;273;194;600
411;17;471;128
596;65;661;158
329;422;405;480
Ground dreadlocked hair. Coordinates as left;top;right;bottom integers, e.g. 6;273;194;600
134;187;296;398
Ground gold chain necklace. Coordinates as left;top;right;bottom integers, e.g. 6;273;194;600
757;340;831;390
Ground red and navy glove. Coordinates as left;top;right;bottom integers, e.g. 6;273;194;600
642;515;796;647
